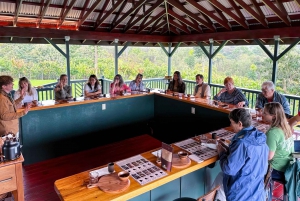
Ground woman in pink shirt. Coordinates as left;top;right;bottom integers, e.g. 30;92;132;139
110;74;130;95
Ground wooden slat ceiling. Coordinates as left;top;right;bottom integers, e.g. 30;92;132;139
0;0;300;46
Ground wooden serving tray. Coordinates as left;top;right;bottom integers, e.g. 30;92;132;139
98;172;130;193
172;154;191;169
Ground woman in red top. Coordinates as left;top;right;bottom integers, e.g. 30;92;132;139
109;74;130;95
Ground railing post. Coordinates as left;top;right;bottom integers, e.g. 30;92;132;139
114;39;118;75
65;36;70;86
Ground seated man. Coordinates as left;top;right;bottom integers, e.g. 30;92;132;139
193;74;210;98
255;81;290;115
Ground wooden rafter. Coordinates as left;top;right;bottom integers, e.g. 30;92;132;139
186;0;231;30
167;0;215;31
169;18;190;34
164;0;171;35
262;0;290;26
227;0;246;22
136;14;152;32
124;0;164;33
190;18;203;32
78;0;90;20
111;0;128;29
137;11;165;33
58;0;78;28
13;0;23;27
37;0;51;28
209;0;248;29
78;0;103;28
169;24;180;35
214;7;229;25
249;0;265;18
111;0;147;31
168;9;202;32
149;19;166;34
234;0;268;27
59;0;69;23
95;0;110;28
95;0;124;29
125;5;142;29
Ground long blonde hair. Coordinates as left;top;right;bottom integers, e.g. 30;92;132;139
18;77;33;96
264;102;292;139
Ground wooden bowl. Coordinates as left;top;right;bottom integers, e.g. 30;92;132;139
178;151;188;159
118;171;130;181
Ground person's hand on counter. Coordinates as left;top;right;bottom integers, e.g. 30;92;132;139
236;101;245;108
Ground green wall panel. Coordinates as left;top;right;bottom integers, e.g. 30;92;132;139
20;95;154;165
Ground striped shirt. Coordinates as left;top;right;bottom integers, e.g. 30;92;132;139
213;88;248;106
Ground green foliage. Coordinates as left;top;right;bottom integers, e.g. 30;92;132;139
0;43;300;96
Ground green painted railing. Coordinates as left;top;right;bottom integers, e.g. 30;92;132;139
38;78;300;115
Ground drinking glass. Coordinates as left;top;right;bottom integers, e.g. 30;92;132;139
89;171;99;184
256;108;262;121
108;162;115;173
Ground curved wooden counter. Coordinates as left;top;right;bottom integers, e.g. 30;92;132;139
54;143;218;201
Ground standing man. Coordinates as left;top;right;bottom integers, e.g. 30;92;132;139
0;75;30;136
256;81;290;115
193;74;211;98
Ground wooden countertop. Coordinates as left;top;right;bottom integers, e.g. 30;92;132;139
154;92;238;114
22;92;153;112
0;154;24;168
54;140;218;201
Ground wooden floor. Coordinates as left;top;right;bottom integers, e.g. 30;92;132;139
22;134;161;201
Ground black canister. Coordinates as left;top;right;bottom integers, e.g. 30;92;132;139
2;139;20;161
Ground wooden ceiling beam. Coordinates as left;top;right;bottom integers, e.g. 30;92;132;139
249;0;265;18
58;0;78;28
95;0;124;29
168;9;202;33
37;0;51;28
78;0;103;28
167;0;215;31
213;6;228;25
78;0;90;20
149;20;167;34
59;0;68;23
227;0;246;22
137;11;165;33
13;0;23;27
95;0;110;29
209;0;248;29
125;5;142;29
169;18;190;34
233;0;268;27
186;0;231;30
110;0;128;29
262;0;291;26
111;0;147;31
169;25;180;35
124;0;164;33
0;26;171;42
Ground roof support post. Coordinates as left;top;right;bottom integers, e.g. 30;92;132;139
158;42;181;76
114;40;131;75
208;39;213;85
65;36;71;86
272;36;280;84
197;39;228;85
44;36;71;86
114;39;119;75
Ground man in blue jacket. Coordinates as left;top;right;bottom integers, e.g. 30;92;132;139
218;108;269;201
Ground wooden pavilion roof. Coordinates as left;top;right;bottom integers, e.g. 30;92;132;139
0;0;300;46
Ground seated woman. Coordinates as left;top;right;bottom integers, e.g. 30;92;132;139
213;76;248;107
84;74;102;99
167;71;185;93
129;73;144;91
262;102;294;181
14;77;38;108
109;74;130;95
54;74;72;101
218;108;268;201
